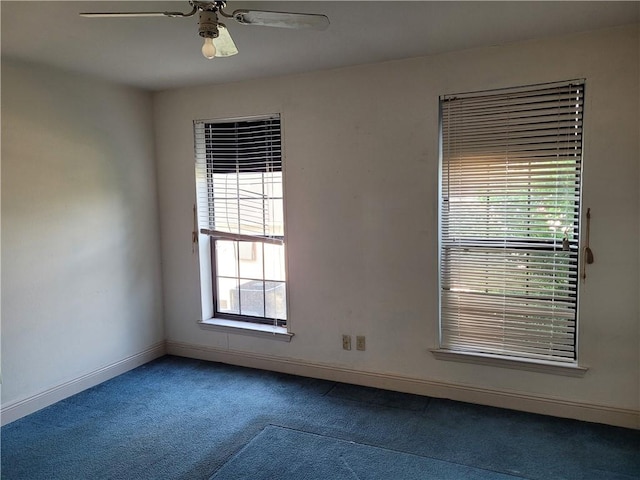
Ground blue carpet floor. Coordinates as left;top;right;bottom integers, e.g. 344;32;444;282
209;425;522;480
2;355;639;480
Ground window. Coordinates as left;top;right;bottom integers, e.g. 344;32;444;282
439;80;584;363
194;115;287;326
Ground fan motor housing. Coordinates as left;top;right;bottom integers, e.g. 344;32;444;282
199;11;219;38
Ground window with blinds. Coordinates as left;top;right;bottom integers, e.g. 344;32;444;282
439;80;584;363
194;115;287;326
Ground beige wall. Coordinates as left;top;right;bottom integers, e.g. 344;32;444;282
154;24;639;423
1;60;165;411
4;23;636;426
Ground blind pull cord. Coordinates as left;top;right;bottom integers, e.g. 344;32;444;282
192;204;199;254
582;208;594;280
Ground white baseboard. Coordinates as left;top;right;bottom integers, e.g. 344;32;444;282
167;341;639;430
1;342;167;426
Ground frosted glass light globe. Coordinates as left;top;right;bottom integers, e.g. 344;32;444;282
202;37;216;59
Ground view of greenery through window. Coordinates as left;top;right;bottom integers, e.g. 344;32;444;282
446;161;578;297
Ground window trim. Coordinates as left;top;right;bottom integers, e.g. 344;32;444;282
430;348;587;377
194;114;290;331
199;317;293;342
437;80;585;367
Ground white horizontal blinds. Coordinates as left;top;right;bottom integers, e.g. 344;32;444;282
194;116;283;241
440;81;584;363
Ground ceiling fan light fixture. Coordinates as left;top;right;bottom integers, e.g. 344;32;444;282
198;11;219;59
80;1;327;60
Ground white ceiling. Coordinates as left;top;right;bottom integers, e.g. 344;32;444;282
2;1;639;91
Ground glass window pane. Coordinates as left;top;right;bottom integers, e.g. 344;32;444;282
217;277;239;314
237;172;264;195
264;244;286;281
266;199;284;236
265;281;287;320
238;198;265;235
264;172;283;198
239;242;263;279
239;280;264;317
212;173;239;197
238;241;256;262
215;241;238;277
213;200;239;233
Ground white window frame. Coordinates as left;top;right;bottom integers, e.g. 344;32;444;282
434;80;587;372
193;114;292;340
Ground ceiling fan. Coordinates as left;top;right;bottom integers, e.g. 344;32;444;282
80;1;330;59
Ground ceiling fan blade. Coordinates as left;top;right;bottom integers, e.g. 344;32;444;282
81;12;177;18
80;5;197;18
213;24;238;57
232;10;329;30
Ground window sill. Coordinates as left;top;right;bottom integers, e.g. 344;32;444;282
199;318;293;342
430;349;588;377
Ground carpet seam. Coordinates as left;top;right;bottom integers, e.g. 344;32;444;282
322;383;339;397
207;426;272;480
264;423;533;480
